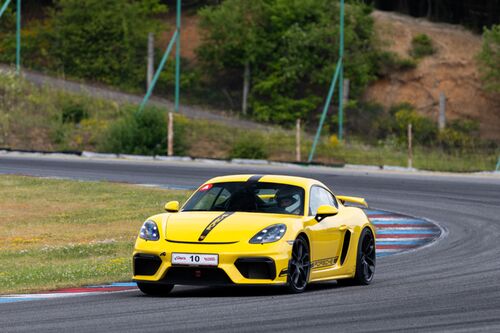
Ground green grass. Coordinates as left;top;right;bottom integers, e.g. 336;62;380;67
0;175;190;294
184;119;499;172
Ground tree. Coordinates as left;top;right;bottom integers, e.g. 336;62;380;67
49;0;167;89
197;0;267;115
197;0;378;125
477;25;500;93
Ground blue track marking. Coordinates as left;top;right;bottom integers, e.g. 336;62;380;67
364;208;441;258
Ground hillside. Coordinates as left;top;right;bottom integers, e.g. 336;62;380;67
365;10;500;140
161;9;499;141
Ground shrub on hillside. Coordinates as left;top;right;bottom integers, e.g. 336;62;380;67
410;34;436;59
391;104;438;145
98;107;188;156
229;135;268;160
375;51;417;76
438;119;480;150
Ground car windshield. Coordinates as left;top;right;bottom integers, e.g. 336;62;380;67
182;182;305;216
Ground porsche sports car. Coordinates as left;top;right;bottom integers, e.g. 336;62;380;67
133;174;375;295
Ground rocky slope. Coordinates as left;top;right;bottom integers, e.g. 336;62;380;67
365;10;500;140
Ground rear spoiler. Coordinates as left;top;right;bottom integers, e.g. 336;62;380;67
337;195;368;208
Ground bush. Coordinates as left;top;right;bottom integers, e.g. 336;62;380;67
410;34;436;59
98;107;188;156
375;51;417;76
229;135;268;160
437;119;480;150
391;104;437;145
61;100;88;124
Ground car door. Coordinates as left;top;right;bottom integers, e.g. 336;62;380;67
307;186;346;270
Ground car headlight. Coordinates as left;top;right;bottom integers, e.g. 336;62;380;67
139;220;160;241
249;224;287;244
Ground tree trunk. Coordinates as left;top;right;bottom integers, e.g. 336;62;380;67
242;61;250;116
426;0;432;19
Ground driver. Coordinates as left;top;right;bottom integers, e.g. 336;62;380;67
275;188;301;214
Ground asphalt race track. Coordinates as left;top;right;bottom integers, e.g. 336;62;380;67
1;154;500;332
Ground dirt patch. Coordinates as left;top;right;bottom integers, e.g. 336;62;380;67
158;13;201;61
365;10;500;140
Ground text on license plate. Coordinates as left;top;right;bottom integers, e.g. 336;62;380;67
171;253;218;266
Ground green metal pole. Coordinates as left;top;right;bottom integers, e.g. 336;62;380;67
138;30;179;113
307;58;342;163
0;0;12;18
15;0;20;74
174;0;181;113
496;157;500;172
338;0;344;140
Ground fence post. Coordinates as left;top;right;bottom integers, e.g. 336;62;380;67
242;61;250;115
296;118;301;162
15;0;20;73
147;33;154;90
174;0;181;113
338;0;345;141
168;112;174;156
439;92;446;131
408;123;413;169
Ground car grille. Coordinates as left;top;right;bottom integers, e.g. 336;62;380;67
162;267;233;285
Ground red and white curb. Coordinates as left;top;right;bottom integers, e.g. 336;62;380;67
0;283;137;304
365;209;442;257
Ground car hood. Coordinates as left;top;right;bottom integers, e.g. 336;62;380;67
163;211;300;243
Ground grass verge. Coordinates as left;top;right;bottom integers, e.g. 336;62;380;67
1;71;498;172
0;175;190;294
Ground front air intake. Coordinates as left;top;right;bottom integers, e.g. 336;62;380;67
235;257;276;280
133;254;162;276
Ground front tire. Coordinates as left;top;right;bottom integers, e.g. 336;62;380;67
137;282;174;296
286;236;311;293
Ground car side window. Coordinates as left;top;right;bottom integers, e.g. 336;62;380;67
309;186;338;216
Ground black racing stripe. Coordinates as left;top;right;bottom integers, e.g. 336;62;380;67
198;211;235;241
247;175;264;183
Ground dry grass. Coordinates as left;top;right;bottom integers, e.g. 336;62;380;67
0;175;190;294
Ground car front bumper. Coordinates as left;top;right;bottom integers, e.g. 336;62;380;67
133;238;292;285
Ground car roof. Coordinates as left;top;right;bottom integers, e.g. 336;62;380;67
203;174;326;190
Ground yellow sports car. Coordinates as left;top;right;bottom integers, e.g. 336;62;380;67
133;174;376;295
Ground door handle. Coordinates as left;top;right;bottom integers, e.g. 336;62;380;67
339;225;348;231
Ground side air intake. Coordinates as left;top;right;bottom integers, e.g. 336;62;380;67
340;230;351;265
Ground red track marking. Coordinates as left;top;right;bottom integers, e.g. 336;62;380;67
46;286;134;294
376;244;419;249
376;234;434;238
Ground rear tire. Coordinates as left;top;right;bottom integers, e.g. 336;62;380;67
137;282;174;296
286;236;311;293
350;228;376;285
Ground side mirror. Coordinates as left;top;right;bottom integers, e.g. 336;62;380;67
164;201;180;213
315;204;338;222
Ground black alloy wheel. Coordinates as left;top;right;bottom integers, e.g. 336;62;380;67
353;228;376;285
137;282;174;296
287;236;311;293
